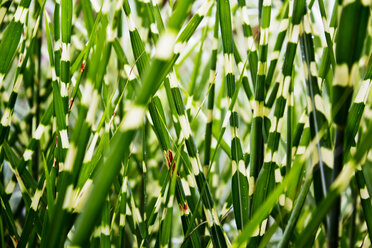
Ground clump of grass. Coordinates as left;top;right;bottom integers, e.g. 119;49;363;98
0;0;372;247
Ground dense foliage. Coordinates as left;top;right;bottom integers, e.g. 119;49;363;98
0;0;372;247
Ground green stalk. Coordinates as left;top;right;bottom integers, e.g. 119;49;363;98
299;11;333;224
218;0;249;232
249;0;273;217
237;0;258;86
60;0;72;113
203;12;219;172
123;0;150;78
265;2;289;89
